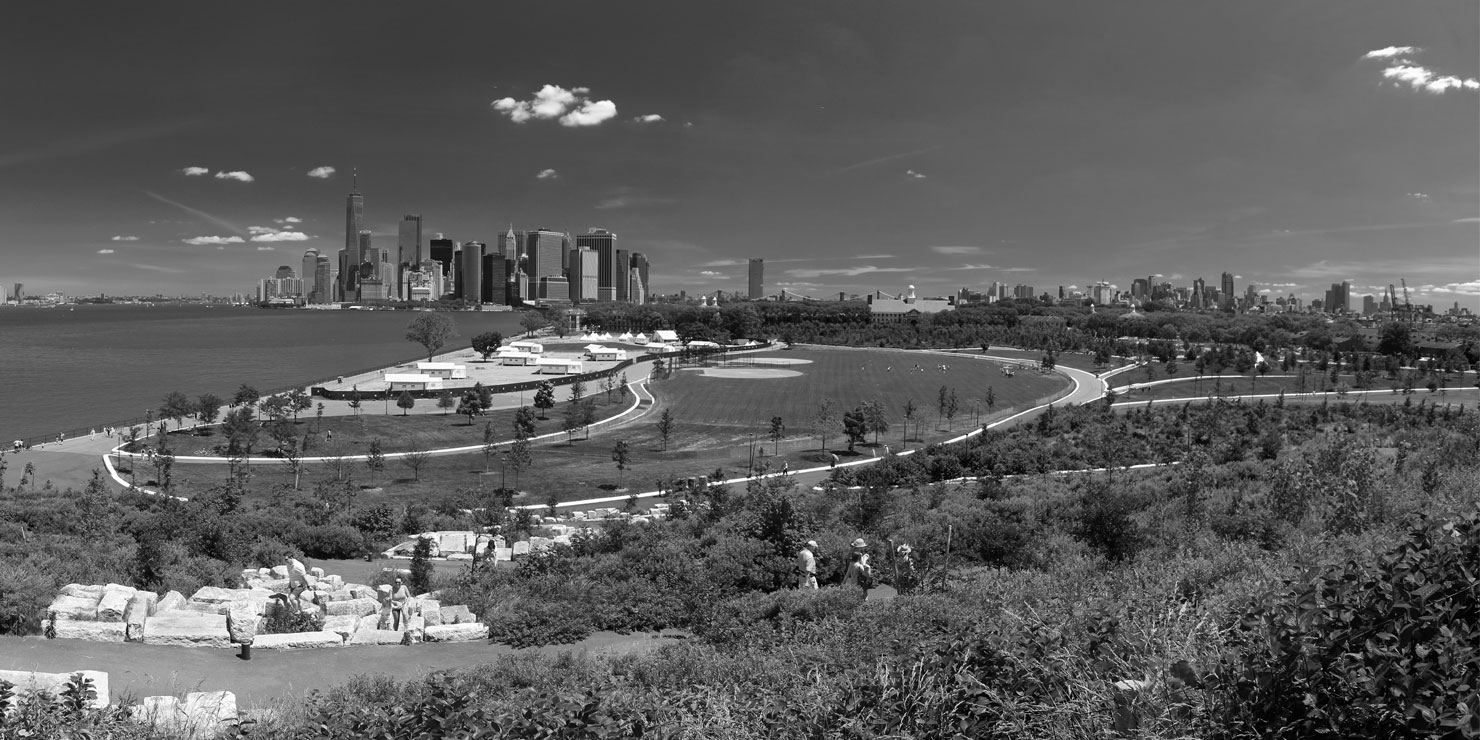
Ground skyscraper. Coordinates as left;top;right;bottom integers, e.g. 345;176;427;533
576;228;618;301
301;249;319;302
398;213;422;272
343;172;364;301
314;254;332;304
631;252;649;301
459;241;484;304
614;249;630;302
570;247;598;302
1220;272;1235;302
524;228;565;283
749;258;764;300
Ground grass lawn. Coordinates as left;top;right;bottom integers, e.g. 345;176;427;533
1114;372;1479;403
150;346;1068;510
968;347;1122;374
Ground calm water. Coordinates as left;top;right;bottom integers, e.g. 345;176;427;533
0;305;522;443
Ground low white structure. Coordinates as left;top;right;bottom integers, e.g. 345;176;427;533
499;351;539;366
385;373;443;391
645;343;676;354
632;332;650;344
415;362;467;379
537;357;584;375
686;340;721;349
585;346;628;361
653;329;679;343
509;340;544;354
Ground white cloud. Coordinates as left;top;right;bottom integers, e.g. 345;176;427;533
250;230;311;242
854;254;896;259
493;85;618;127
283;216;301;223
536;168;559;180
110;235;139;241
214;170;254;182
307;166;336;179
183;235;245;245
97;248;115;254
785;265;913;279
1406;192;1430;199
633;114;663;123
699;270;723;277
698;259;745;267
1430;281;1480;296
596;193;675;210
959;264;996;270
180;166;209;176
906;170;926;179
931;246;983;255
1364;46;1418;59
247;226;275;234
1454;217;1480;223
256;246;275;251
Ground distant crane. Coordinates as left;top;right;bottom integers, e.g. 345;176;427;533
1401;278;1414;325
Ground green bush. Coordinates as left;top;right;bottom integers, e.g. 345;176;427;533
297;525;366;559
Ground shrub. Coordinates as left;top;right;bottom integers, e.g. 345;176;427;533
296;525;366;560
488;599;593;648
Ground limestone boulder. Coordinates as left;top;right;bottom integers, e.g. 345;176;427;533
131;695;184;731
348;585;376;601
51;620;126;642
191;586;241;604
323;597;379;618
404;615;425;644
182;691;238;735
259;577;291;593
322;615;361;642
142;613;231;649
95;583;137;622
425;623;487;643
324;574;343;589
155;590;187;613
442;605;473;624
270;565;289;578
124;591;158;621
0;669;110;710
447;553;474;561
59;583;104;599
182;601;230;616
251;631;343;650
47;594;100;622
226;606;262;644
419;600;442;626
309;566;325;578
349;627;407;646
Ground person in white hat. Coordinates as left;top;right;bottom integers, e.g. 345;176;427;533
795;540;818;590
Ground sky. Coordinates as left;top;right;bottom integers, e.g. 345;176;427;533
0;1;1476;307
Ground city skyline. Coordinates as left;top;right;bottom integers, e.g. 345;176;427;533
0;2;1475;306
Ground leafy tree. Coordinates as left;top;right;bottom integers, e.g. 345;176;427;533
842;407;867;452
347;386;363;416
287;388;313;422
562;402;585;444
657;408;675;450
863;399;889;444
409;537;433;594
580;400;597;440
365;438;385;485
437;390;455;415
278;429;304;490
519;310;549;337
232;384;260;408
937;385;949;426
159;391;194;429
481;422;498;472
1377;321;1414;359
476;382;493;409
471;331;504;360
812;397;842;451
513;406;538;439
222;406;259;457
602;373;616;401
902;399;918;447
78;469;111;537
506;437;531;489
21;461;35;491
259;394;291;423
569;378;586;403
945;388;960;430
1166;357;1179;376
457;391;483;426
533;381;556;419
611;440;631;490
768;416;785;449
196;393;224;429
396;390;415;416
618;371;630;397
401;442;430;482
405;313;459;361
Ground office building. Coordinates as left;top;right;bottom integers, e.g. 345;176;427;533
459;241;483;303
399;214;423;267
539;276;570;302
1220;272;1235;305
749;258;764;300
576;228;618;301
481;253;510;306
524;228;565;283
1325;281;1350;314
342;175;364;301
569;247;598;302
631;252;649;301
1363;295;1377;315
497;226;522;260
614;248;630;302
628;267;645;305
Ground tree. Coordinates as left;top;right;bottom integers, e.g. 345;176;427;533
409;537;433;594
569;378;586;403
406;313;458;362
533;381;556;419
937;385;949;426
580;400;597;440
160;391;194;430
945;389;960;430
401;442;430;482
482;422;497;472
1377;321;1414;359
862;399;889;445
562;402;585;444
287;388;313;422
902;399;918;447
506;437;531;489
618;371;629;397
457;391;483;426
196;393;224;429
602;373;616;401
1166;358;1179;376
842;407;867;452
812;397;842;451
233;384;260;408
471;331;504;360
22;461;35;491
279;431;304;491
259;394;291;423
437;391;456;415
396;390;415;416
222;406;259;457
513;406;537;439
612;440;631;490
657;408;675;450
365;438;385;485
519;310;549;337
769;416;785;449
986;386;997;414
348;386;363;416
476;382;493;410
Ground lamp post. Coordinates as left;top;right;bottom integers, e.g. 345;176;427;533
748;433;756;473
500;451;507;493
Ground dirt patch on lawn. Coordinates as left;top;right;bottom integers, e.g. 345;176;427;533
695;368;803;379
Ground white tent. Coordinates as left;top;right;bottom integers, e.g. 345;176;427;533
617;332;634;342
632;333;650;344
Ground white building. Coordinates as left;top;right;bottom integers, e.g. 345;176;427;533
385;374;444;391
415;362;467;379
537;358;584;375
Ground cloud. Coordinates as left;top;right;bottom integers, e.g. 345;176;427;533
183;235;245;245
698;259;745;267
906;170;926;179
1406;192;1429;199
492;85;618;127
214;170;254;182
1430;281;1480;296
1451;217;1480;223
97;248;115;254
180;166;209;176
1364;46;1418;59
999;267;1036;272
307;166;336;179
536;168;559;180
931;246;983;255
834;146;941;174
959;264;997;270
785;265;913;279
129;263;185;274
633;114;664;123
854;254;896;259
250;230;311;242
699;270;723;277
1363;47;1479;93
256;246;275;251
110;235;139;241
596;191;675;209
145;191;247;237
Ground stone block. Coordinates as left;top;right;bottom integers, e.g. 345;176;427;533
322;597;379;618
494;547;512;562
442;605;473;624
447;553;474;561
309;566;325;578
348;585;376;601
226;606;261;644
405;615;425;644
155;590;187;613
419;600;442;626
0;669;109;710
270;565;289;578
182;691;238;736
258;567;271;577
48;594;100;622
324;574;343;589
251;631;343;650
424;623;487;642
377;584;392;599
349;627;407;646
59;583;103;599
125;591;158;621
95;583;137;622
183;601;230;616
259;578;291;594
142;613;231;649
191;586;241;604
132;695;184;730
322;615;360;641
51;620;127;642
512;541;530;556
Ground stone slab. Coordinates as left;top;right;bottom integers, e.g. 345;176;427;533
405;615;425;644
124;591;158;623
182;690;238;735
349;627;407;646
155;590;187;613
321;615;361;642
59;583;103;599
183;601;230;616
48;594;100;622
250;631;343;650
0;669;109;710
131;695;184;730
190;586;241;604
96;583;137;622
323;597;379;618
348;585;376;601
226;606;262;644
442;605;473;624
51;620;127;642
424;623;487;643
419;600;442;627
447;553;474;561
270;565;289;578
309;566;325;578
142;613;231;649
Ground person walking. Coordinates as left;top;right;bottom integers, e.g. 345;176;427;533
795;540;818;590
842;551;872;595
390;577;411;630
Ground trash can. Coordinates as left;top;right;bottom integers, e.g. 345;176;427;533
239;641;252;660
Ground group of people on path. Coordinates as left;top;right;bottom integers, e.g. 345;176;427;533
794;537;917;597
